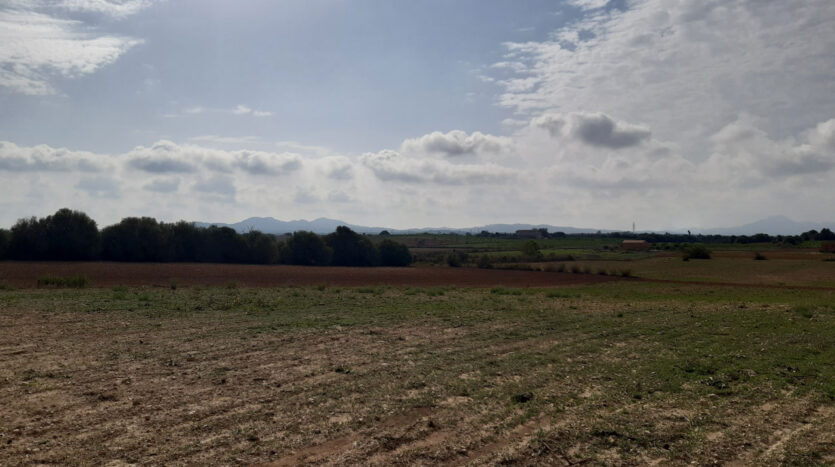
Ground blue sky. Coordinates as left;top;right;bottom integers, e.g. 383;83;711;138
1;0;834;230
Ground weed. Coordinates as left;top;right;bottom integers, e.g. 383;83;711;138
36;275;88;288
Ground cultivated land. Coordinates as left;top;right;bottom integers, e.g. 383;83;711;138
0;250;833;465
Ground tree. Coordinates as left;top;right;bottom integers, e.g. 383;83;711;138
101;217;165;262
8;217;48;260
0;228;10;260
378;239;411;266
242;230;279;264
44;208;99;260
819;228;835;241
521;240;542;259
325;226;379;266
281;231;332;265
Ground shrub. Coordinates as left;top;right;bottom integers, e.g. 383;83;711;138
37;275;88;288
753;252;767;260
570;264;582;274
477;254;493;269
682;244;711;260
446;251;467;267
619;269;633;277
521;240;542;260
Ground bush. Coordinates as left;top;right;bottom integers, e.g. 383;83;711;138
682;244;711;260
446;251;467;267
753;252;767;260
477;254;493;269
37;275;88;288
521;240;542;260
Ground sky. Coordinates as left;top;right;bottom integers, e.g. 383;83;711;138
1;0;834;231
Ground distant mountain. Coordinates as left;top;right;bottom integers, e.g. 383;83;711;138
194;217;607;235
194;217;387;235
699;215;832;236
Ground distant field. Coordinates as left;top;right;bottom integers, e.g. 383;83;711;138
0;280;833;465
542;250;835;288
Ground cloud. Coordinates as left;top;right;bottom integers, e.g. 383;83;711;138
360;149;518;185
319;156;354;180
400;130;513;157
168;104;274;118
143;177;180;193
532;112;651;149
53;0;153;19
704;117;835;182
193;175;235;200
127;141;197;173
567;0;609;11
125;140;303;175
75;176;120;198
495;0;835;160
0;140;108;171
0;7;143;95
233;151;301;175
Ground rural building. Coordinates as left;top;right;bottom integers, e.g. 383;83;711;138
822;241;835;253
515;229;543;239
621;239;650;251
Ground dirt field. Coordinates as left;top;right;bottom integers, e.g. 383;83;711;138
0;262;620;289
0;284;833;465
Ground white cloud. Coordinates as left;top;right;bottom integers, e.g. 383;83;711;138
360;149;518;185
54;0;153;19
567;0;609;11
400;130;513;157
496;0;835;160
125;140;303;175
0;140;109;172
170;104;273;118
0;7;143;95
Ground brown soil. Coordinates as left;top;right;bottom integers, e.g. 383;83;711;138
0;262;620;289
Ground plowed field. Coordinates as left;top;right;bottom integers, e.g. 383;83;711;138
0;262;619;288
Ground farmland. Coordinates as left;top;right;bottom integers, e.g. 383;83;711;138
0;250;834;465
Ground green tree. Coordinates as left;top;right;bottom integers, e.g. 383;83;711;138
378;239;411;266
8;216;48;260
281;231;332;265
325;226;379;266
44;208;99;260
101;217;165;262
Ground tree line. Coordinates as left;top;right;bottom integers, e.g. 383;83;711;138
476;228;835;245
0;209;412;266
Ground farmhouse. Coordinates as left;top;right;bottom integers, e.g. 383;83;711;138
515;229;543;239
621;239;650;251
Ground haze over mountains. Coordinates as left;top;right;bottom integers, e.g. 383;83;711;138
196;215;833;236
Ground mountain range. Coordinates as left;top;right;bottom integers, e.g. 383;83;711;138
196;214;832;236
